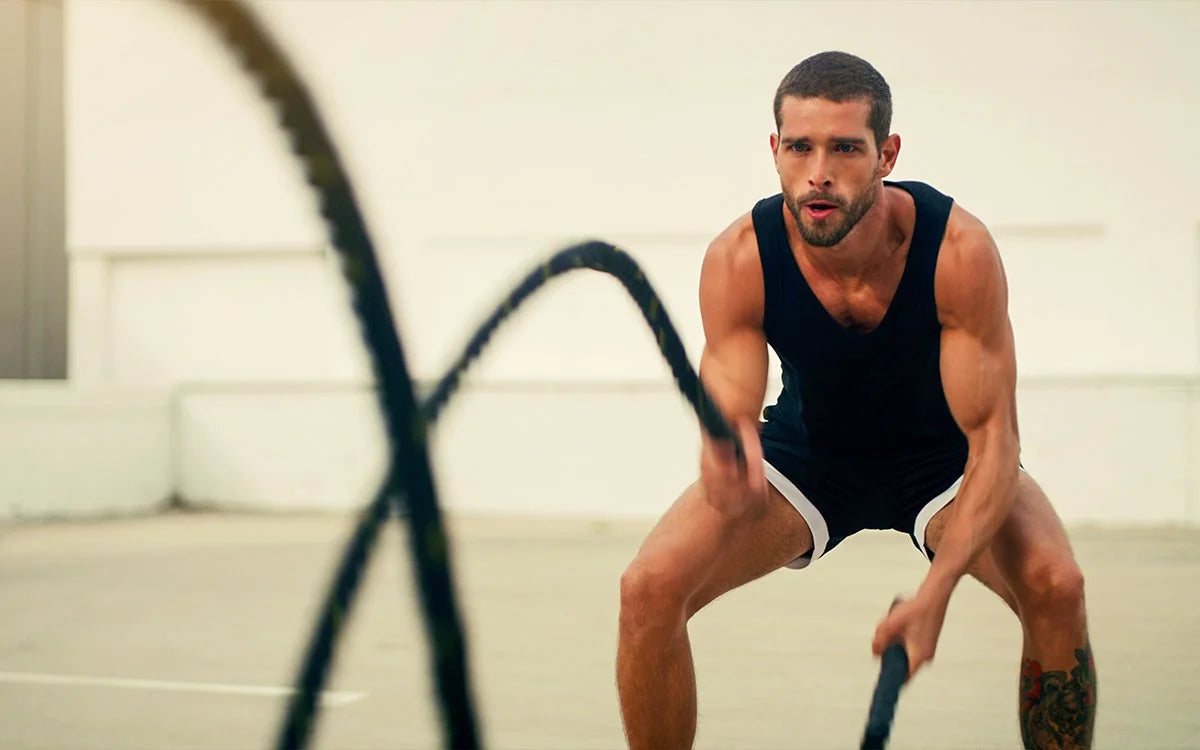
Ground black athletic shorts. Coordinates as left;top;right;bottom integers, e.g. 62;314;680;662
759;431;969;569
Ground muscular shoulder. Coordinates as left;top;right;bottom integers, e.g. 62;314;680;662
700;212;763;324
699;211;765;329
934;203;1009;334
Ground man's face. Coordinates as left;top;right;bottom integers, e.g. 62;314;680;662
770;96;898;248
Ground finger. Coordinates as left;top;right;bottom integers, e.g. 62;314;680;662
903;641;924;680
738;419;766;494
700;438;736;482
872;602;909;655
874;596;904;653
872;617;895;656
911;638;936;676
707;434;741;469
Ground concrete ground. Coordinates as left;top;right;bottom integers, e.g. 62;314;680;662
1;511;1197;749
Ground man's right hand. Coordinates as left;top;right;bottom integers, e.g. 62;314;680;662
699;418;769;519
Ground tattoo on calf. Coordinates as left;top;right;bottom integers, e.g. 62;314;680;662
1019;645;1096;749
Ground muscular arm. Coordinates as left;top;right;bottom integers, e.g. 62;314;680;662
924;209;1020;596
694;220;770;512
697;221;769;430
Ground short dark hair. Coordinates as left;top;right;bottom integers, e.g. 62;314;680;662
773;51;892;150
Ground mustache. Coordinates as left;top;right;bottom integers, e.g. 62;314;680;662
795;192;845;206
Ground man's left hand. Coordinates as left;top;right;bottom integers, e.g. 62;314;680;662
871;586;952;680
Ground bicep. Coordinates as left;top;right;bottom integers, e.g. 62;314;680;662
938;227;1019;444
939;319;1017;441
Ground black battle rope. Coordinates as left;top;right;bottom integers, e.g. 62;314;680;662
181;3;744;748
420;242;741;443
179;3;477;748
283;241;747;748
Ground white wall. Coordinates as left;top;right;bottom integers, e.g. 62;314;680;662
42;0;1200;522
0;384;170;520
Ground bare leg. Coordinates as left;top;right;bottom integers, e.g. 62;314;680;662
925;472;1095;749
617;480;813;750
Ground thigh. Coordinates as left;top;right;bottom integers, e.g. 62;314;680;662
631;480;814;617
986;471;1080;600
924;471;1074;612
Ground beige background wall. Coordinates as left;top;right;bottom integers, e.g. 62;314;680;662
7;0;1198;521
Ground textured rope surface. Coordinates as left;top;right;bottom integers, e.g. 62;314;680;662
182;3;742;748
421;242;738;447
180;3;478;747
283;241;744;750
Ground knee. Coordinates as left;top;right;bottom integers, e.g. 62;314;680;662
1017;554;1086;620
619;557;691;636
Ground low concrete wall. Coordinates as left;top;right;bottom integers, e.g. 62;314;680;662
4;377;1195;524
172;377;1200;524
0;383;171;520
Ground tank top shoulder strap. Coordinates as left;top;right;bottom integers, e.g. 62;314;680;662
750;193;791;328
887;180;954;326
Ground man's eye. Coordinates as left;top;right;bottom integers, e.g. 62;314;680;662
835;143;856;153
790;143;808;153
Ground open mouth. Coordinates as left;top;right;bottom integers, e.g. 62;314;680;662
804;202;839;219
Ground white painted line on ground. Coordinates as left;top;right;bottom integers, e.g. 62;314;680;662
0;671;366;707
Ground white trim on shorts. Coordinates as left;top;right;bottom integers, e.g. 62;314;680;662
763;459;830;569
913;475;963;560
913;467;1029;559
766;461;1029;568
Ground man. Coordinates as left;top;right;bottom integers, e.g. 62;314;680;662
616;51;1095;750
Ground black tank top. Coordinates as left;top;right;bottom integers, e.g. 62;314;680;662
754;180;969;459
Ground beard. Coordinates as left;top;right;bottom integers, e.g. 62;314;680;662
784;165;882;248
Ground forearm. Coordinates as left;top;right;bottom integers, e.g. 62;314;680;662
922;430;1019;597
698;346;767;429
